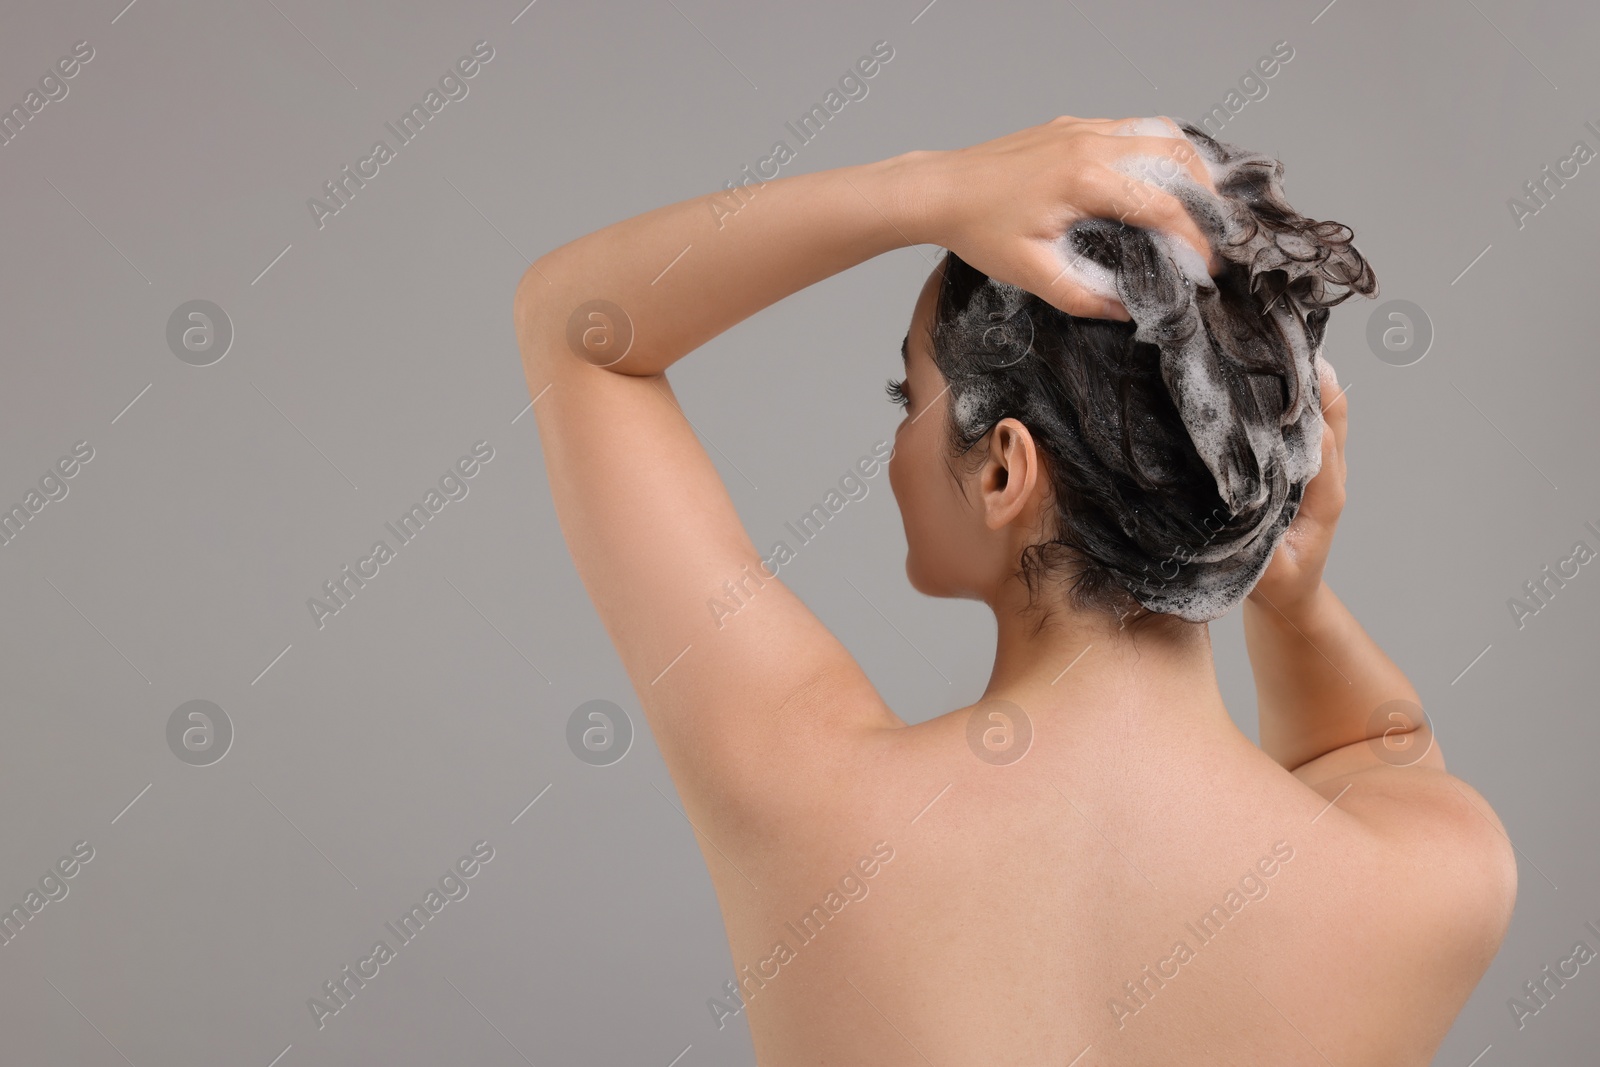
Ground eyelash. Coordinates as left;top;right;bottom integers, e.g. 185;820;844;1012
885;377;910;409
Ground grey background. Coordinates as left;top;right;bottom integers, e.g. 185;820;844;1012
1;0;1596;1063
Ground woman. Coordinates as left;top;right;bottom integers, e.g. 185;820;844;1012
512;115;1516;1065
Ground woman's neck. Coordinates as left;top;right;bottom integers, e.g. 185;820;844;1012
979;581;1236;733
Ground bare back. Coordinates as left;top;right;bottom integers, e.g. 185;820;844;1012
690;691;1511;1067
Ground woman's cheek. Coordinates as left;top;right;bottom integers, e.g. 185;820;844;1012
886;433;901;500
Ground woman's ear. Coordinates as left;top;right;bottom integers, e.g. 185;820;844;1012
981;417;1041;531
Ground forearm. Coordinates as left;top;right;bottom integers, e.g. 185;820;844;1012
513;152;933;373
1243;582;1429;771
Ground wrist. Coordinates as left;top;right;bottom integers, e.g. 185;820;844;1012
869;148;951;249
1248;579;1333;630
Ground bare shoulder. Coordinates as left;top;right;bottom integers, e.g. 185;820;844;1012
1293;744;1519;972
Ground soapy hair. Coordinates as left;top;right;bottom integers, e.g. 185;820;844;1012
927;121;1376;624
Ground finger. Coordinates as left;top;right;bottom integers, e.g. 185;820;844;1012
1107;133;1218;195
1090;132;1220;275
1106;115;1187;143
1089;172;1220;276
1316;353;1348;455
1295;414;1346;531
1022;242;1130;320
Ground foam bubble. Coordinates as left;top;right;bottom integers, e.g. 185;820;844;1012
1150;228;1214;289
1110;115;1184;139
1109;114;1229;191
952;385;992;436
1049;236;1120;302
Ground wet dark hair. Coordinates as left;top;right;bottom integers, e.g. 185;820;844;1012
923;122;1377;626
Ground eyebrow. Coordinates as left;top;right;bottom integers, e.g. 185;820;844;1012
900;330;909;365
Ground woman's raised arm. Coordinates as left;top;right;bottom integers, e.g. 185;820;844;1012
509;152;944;814
512;116;1220;373
1242;356;1439;775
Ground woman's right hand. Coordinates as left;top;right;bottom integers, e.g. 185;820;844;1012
1246;354;1348;619
902;114;1221;319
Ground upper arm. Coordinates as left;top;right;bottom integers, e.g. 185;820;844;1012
512;275;902;804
